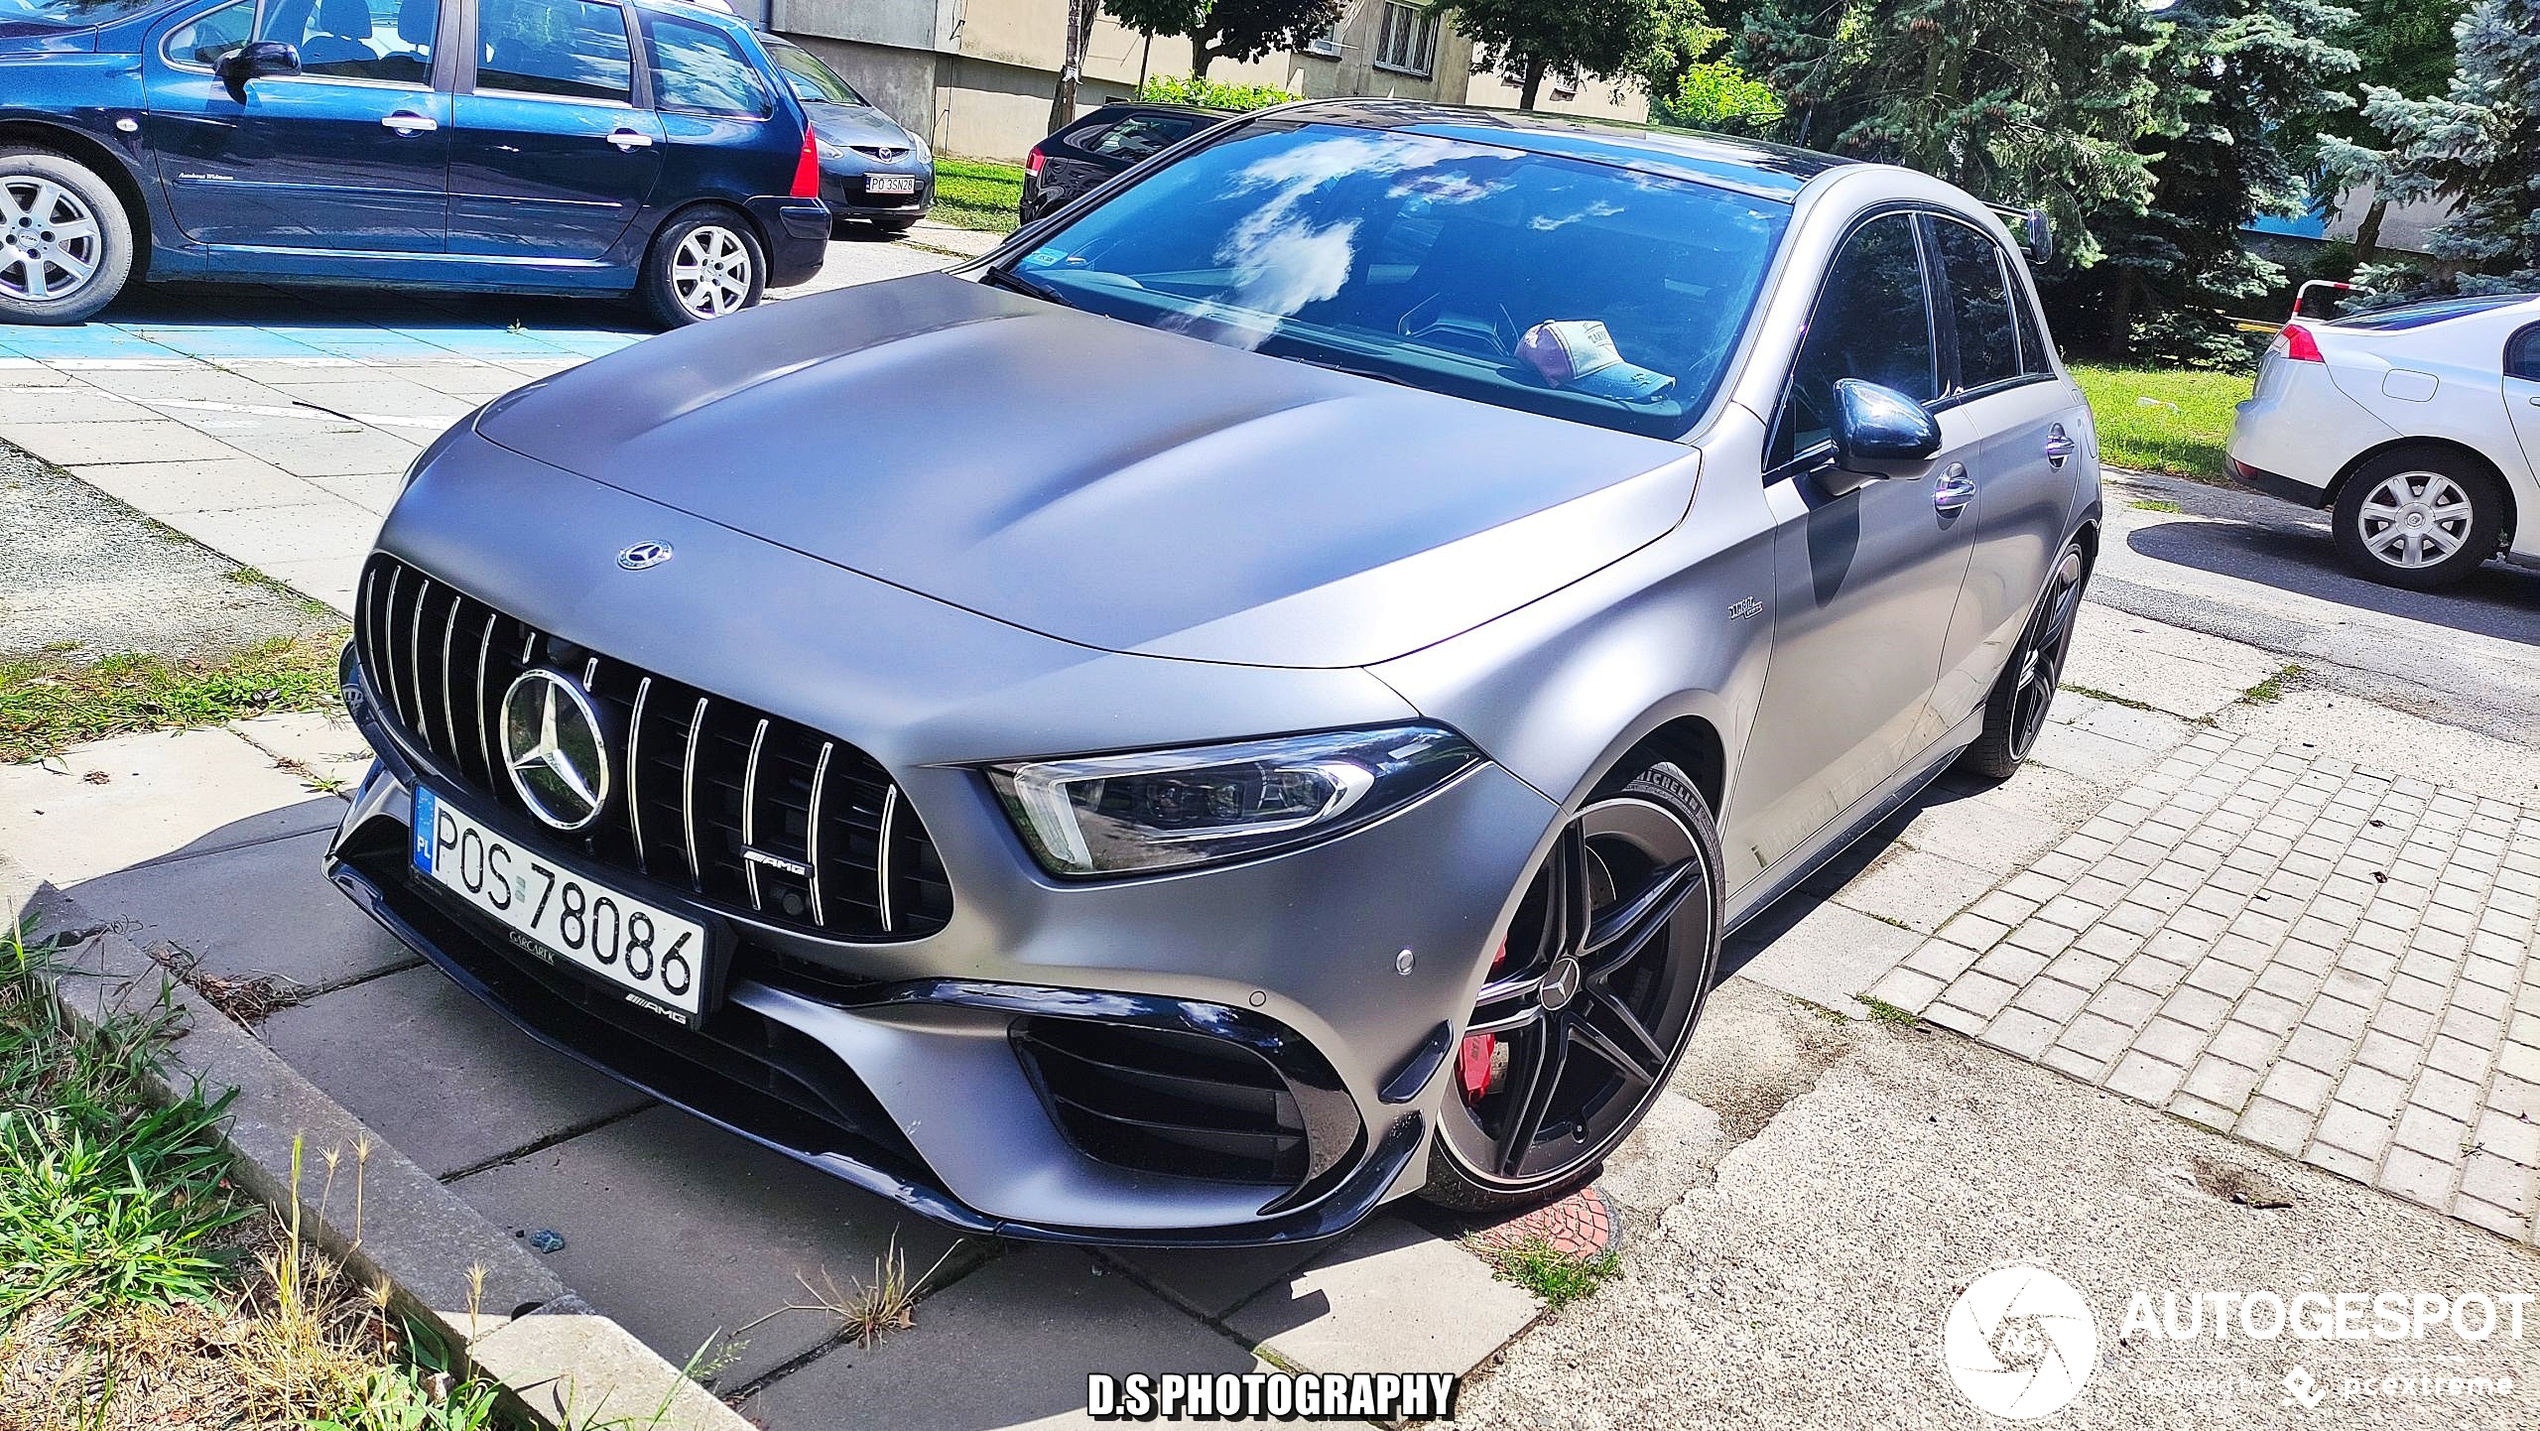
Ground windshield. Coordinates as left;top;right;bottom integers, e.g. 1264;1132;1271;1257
0;0;168;27
1005;121;1789;439
765;38;866;107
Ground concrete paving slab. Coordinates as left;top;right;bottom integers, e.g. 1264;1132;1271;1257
71;457;328;514
231;708;374;793
66;828;413;993
1589;1087;1726;1215
451;1104;965;1391
255;962;652;1180
2063;605;2284;719
179;498;383;566
311;470;407;515
1228;1214;1539;1376
0;417;243;466
249;426;433;478
1103;1239;1332;1322
1825;843;2002;935
744;1245;1273;1431
0;727;341;885
1725;898;1924;1018
71;366;296;403
2026;719;2171;787
0;384;146;424
261;554;364;614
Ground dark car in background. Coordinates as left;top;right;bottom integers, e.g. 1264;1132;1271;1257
1019;101;1228;223
0;0;829;327
761;34;931;234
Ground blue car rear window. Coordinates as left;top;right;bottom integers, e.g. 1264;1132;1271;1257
2334;295;2535;330
1008;120;1790;440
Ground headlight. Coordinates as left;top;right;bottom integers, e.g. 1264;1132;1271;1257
988;725;1480;878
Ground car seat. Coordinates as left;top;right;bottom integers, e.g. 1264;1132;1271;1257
297;0;378;69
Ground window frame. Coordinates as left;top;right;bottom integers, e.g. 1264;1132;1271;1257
1922;211;2055;410
159;0;455;91
1373;0;1438;77
458;0;646;109
1763;204;1943;483
2506;323;2540;383
157;0;257;74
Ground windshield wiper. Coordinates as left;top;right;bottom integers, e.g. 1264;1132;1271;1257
981;266;1074;309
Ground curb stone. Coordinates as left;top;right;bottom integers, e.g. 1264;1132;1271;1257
4;854;751;1431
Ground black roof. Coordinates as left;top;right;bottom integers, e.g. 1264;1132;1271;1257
1267;99;1860;200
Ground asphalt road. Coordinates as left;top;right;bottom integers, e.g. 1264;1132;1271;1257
2093;467;2540;745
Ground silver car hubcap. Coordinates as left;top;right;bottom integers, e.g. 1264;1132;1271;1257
2357;470;2472;569
671;226;752;319
0;175;102;305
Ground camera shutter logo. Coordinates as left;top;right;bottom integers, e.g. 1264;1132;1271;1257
1944;1265;2098;1419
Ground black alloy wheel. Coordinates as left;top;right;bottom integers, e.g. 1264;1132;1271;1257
1962;541;2088;779
1424;763;1719;1210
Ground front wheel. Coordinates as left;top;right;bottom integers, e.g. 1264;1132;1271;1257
1421;761;1722;1214
639;207;766;329
2332;448;2504;590
0;148;133;325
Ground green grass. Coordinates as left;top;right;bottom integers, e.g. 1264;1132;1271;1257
929;157;1026;234
2069;364;2252;483
2130;497;2184;513
0;634;344;764
2063;685;2160;713
1479;1237;1620;1310
1855;995;1922;1028
2241;663;2305;705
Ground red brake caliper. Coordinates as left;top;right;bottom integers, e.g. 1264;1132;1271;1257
1459;942;1510;1102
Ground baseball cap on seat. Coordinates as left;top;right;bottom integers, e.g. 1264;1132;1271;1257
1518;320;1677;404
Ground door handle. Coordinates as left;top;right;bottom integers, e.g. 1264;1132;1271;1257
1933;463;1976;513
381;111;438;134
2044;423;2076;468
607;128;656;151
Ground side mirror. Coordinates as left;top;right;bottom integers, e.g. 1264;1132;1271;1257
217;40;300;101
1821;378;1942;494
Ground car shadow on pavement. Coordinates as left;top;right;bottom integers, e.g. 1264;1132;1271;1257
2127;518;2540;646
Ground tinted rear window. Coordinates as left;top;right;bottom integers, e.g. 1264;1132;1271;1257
2334;295;2535;330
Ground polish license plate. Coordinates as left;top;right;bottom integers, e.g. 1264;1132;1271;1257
866;174;918;195
413;787;709;1022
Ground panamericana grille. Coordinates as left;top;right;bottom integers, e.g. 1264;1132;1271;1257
353;554;950;942
1014;1018;1309;1186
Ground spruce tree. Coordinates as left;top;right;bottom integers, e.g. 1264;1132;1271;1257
2327;0;2540;291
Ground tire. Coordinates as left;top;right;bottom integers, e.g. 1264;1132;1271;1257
639;206;766;329
0;147;133;325
1420;760;1723;1214
1960;539;2089;780
2331;447;2505;590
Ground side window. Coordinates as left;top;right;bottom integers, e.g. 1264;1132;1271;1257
475;0;632;103
256;0;437;83
2507;325;2540;382
1934;218;2019;391
164;0;254;67
2014;277;2057;376
643;14;769;118
1770;212;1936;470
1087;114;1199;161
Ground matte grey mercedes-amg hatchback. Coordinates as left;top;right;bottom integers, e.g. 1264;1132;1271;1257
327;99;2101;1245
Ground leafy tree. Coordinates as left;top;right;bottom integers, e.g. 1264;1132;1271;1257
1734;0;2175;267
2316;0;2467;262
2046;0;2360;363
1138;73;1299;110
1651;59;1783;132
2324;0;2540;291
1101;0;1342;79
1439;0;1702;110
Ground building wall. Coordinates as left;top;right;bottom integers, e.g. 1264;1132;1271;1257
773;0;1650;162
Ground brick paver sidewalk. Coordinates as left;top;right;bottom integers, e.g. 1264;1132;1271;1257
1870;729;2540;1242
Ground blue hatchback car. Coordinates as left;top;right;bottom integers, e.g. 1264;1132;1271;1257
0;0;829;326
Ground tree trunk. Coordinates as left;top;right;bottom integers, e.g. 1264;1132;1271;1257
1192;35;1213;78
2353;196;2389;269
1047;0;1094;136
2104;271;2135;362
1519;56;1545;110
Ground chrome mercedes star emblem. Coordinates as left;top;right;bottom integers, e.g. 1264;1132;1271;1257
617;541;674;571
500;669;611;831
1539;956;1583;1012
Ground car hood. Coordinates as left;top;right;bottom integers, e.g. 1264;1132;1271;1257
474;274;1702;668
806;102;919;151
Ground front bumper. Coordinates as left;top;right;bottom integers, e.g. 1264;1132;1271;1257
323;535;1555;1242
744;196;832;288
820;163;934;221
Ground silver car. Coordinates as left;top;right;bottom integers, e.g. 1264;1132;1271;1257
326;100;2101;1244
